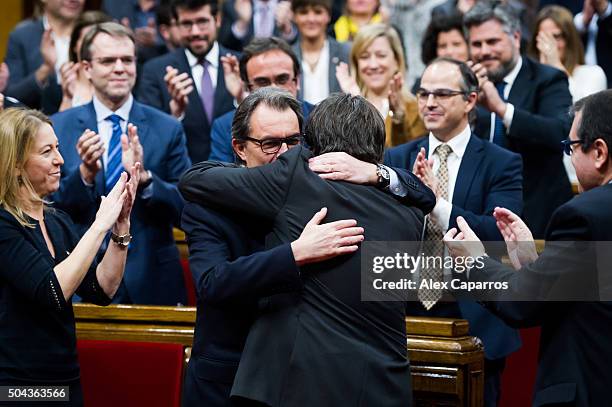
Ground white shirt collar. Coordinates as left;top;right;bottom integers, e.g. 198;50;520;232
254;0;277;11
428;124;471;159
93;93;134;124
185;41;219;69
503;56;522;88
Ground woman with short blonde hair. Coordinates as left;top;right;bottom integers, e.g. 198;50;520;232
337;23;426;146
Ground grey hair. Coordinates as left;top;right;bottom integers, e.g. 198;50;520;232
463;0;521;37
231;88;304;163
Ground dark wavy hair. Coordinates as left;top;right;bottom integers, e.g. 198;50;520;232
421;13;466;65
305;93;385;164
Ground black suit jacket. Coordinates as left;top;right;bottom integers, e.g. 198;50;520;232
181;203;301;406
474;57;573;238
594;12;612;87
180;146;432;406
467;183;612;406
137;46;236;162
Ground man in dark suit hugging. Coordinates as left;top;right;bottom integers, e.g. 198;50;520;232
180;89;435;406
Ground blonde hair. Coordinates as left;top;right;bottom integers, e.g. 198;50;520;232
0;108;52;227
529;5;585;75
349;23;413;102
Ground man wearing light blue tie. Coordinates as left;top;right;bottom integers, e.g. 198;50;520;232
51;22;192;305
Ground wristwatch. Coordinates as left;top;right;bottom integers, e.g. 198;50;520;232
375;164;391;189
110;232;132;248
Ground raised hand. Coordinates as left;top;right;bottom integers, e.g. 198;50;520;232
443;216;486;259
388;72;405;121
94;172;129;232
164;66;194;118
114;162;141;233
309;152;378;184
221;54;244;101
41;29;57;69
134;18;158;48
291;207;364;266
275;0;294;35
235;0;253;26
121;124;150;186
77;129;104;184
335;62;361;96
536;31;565;72
60;61;79;100
467;60;506;117
493;207;538;270
412;147;438;198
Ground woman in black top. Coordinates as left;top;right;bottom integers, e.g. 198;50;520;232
0;108;139;406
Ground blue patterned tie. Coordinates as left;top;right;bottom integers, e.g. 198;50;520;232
105;114;124;194
492;81;507;146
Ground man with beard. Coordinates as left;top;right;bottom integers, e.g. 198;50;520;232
464;0;573;238
138;0;236;162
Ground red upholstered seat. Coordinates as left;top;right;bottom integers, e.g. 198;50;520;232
77;340;185;407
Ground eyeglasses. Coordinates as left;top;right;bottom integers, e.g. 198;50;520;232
416;88;467;103
243;134;302;154
562;139;582;156
248;74;296;90
178;18;214;31
93;56;136;67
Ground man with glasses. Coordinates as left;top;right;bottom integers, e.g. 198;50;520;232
50;22;191;305
445;89;612;407
180;89;435;407
138;0;237;163
464;0;573;238
209;36;314;163
385;57;523;407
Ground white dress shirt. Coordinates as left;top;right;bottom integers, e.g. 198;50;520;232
184;41;219;96
301;40;330;105
488;56;522;142
428;124;472;232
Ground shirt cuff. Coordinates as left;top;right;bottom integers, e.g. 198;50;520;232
231;21;248;39
431;197;452;232
574;12;586;32
81;174;95;187
600;2;612;18
139;171;154;199
503;103;514;133
387;167;407;197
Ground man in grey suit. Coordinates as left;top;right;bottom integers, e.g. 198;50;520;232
291;0;349;104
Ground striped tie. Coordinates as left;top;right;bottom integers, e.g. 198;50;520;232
105;114;124;194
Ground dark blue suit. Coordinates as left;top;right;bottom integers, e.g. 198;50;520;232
385;134;523;404
474;57;573;238
4;19;62;114
209;101;314;162
50;100;192;305
137;46;238;163
180;203;301;406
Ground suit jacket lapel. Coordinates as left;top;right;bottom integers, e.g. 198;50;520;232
507;58;533;108
328;39;343;93
214;46;236;118
128;100;149;144
452;135;484;207
408;138;429;169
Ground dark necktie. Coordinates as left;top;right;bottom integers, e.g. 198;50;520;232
492;81;507;146
201;59;214;124
105;114;124;194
